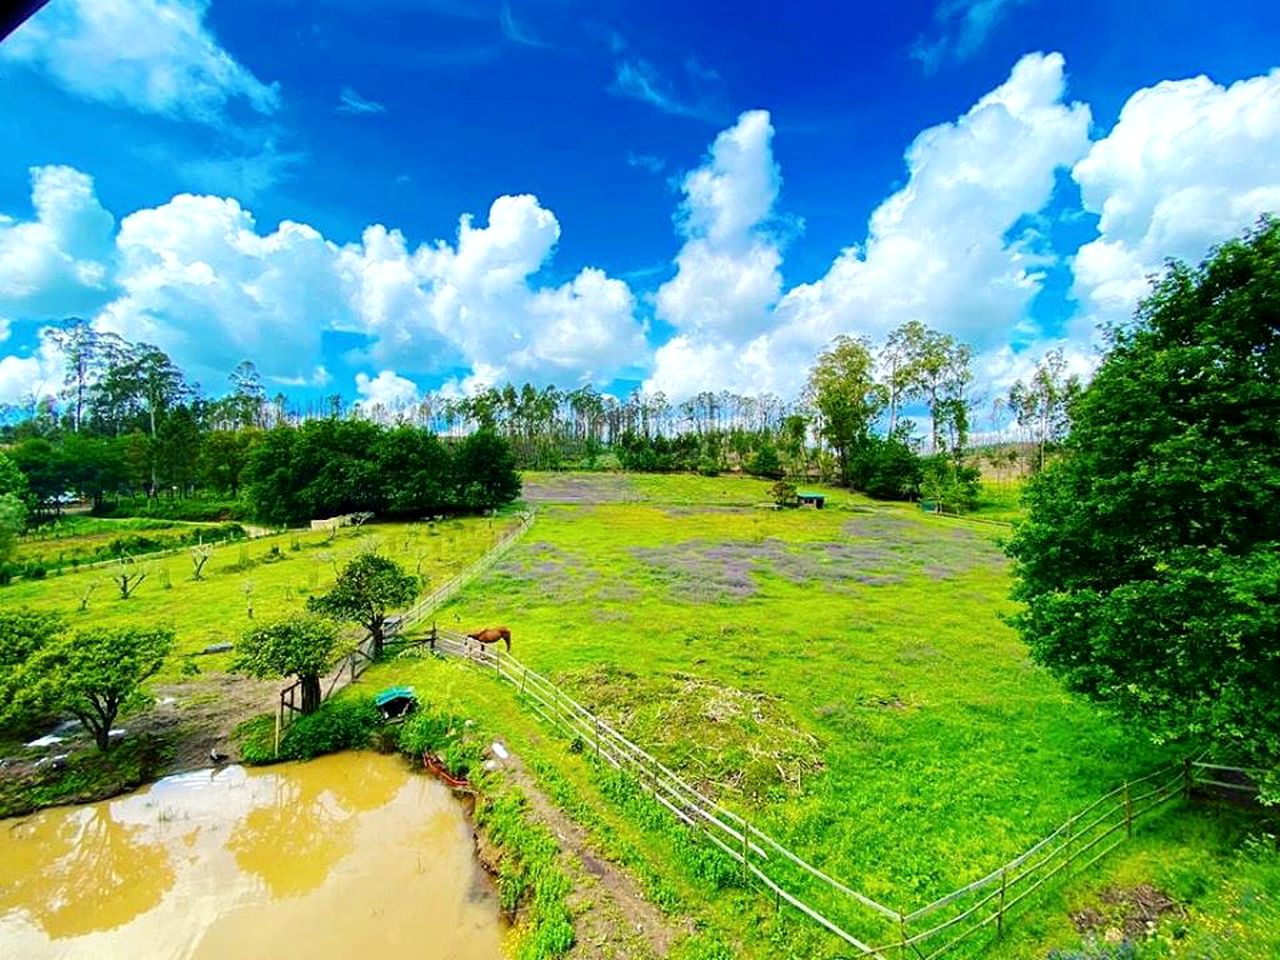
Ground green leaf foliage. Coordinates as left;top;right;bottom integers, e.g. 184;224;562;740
3;619;174;751
231;612;344;682
306;552;418;658
1006;217;1280;767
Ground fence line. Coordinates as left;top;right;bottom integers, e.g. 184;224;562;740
276;511;535;738
425;630;1220;957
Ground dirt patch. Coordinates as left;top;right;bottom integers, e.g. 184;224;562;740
1071;884;1185;941
560;665;823;799
523;474;638;504
483;745;684;959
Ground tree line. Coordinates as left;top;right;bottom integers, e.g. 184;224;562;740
0;316;1079;539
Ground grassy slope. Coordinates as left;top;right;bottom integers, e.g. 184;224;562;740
363;472;1275;957
1;515;511;682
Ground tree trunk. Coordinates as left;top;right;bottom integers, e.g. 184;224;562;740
368;617;385;660
300;674;322;714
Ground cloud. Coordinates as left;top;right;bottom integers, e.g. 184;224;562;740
647;53;1091;399
911;0;1029;74
0;336;64;407
1070;68;1280;329
97;194;347;385
499;2;547;48
178;140;306;199
0;171;647;399
610;55;723;122
337;86;387;115
0;166;117;319
626;152;666;175
652;109;784;351
1;0;279;125
355;369;419;408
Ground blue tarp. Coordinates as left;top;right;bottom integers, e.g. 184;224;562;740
374;685;416;708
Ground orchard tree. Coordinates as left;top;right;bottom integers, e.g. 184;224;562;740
307;553;419;659
4;621;175;751
232;613;344;715
1006;218;1280;776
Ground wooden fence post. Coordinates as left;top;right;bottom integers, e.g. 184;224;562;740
1123;781;1133;838
741;820;750;883
594;713;602;761
1183;758;1194;800
997;867;1007;936
430;621;437;652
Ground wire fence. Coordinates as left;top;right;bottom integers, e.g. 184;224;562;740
426;630;1250;958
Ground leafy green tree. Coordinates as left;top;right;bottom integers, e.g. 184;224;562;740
0;610;63;721
770;480;799;508
9;438;72;516
747;443;783;479
232;613;344;715
4;622;174;751
376;426;452;516
805;335;886;486
0;451;29;506
1007;218;1280;772
0;493;27;570
307;553;419;659
60;434;128;511
199;429;259;497
452;429;521;510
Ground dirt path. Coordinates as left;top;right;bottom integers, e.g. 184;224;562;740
489;744;689;959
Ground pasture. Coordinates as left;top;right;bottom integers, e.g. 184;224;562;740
363;472;1276;957
1;514;512;683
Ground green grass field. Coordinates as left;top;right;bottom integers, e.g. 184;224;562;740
6;471;1275;957
1;514;513;682
353;472;1277;958
13;516;244;572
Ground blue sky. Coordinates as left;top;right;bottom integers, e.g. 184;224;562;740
1;0;1278;412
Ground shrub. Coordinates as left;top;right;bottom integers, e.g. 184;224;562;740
236;697;381;763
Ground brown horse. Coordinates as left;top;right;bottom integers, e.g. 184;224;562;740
466;626;511;652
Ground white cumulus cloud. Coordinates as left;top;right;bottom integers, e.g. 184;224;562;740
1;0;279;124
647;52;1092;399
0;173;646;400
1071;68;1280;328
0;166;117;319
355;369;419;408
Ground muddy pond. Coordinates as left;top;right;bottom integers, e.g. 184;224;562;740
0;752;505;959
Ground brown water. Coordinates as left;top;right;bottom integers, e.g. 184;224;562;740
0;752;505;959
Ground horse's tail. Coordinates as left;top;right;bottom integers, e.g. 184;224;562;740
504;631;511;652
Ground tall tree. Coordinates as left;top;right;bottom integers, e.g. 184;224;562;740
1008;348;1081;472
805;335;886;486
1006;218;1280;777
44;318;102;432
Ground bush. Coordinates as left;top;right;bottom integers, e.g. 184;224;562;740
746;444;783;479
238;697;381;763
